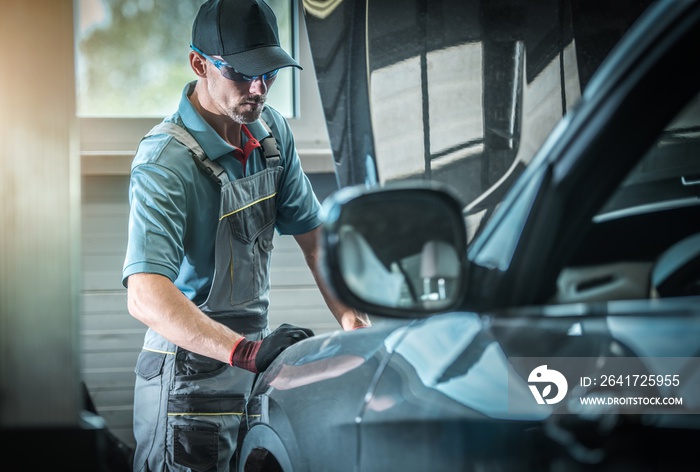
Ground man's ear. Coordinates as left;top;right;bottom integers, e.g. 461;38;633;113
189;51;207;78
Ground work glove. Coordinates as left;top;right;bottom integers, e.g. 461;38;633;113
229;323;315;373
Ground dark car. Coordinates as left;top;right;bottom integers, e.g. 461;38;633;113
236;1;700;470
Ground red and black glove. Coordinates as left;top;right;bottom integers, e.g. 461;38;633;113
229;323;314;373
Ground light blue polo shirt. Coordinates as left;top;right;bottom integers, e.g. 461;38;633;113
122;82;322;304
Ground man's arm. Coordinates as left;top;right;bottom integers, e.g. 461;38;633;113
294;227;371;330
127;273;314;372
127;272;242;363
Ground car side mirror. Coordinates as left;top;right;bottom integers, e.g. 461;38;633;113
320;182;467;318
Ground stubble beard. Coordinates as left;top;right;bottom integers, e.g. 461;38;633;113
227;95;266;124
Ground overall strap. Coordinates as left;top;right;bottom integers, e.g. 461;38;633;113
258;118;281;168
145;117;280;185
146;122;230;185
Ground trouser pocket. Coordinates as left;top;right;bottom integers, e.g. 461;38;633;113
135;349;167;380
166;402;244;472
172;422;219;472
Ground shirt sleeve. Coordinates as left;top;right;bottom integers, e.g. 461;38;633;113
122;143;189;287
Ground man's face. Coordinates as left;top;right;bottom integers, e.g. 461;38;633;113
203;55;277;124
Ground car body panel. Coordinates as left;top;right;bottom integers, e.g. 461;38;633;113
240;322;408;471
242;299;700;471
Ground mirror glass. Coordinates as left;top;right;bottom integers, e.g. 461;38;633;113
335;193;463;312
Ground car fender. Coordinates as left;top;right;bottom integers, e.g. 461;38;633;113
237;423;295;472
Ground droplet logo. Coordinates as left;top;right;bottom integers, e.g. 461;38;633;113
528;365;568;404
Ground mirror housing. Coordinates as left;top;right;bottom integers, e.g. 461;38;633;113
320;182;467;318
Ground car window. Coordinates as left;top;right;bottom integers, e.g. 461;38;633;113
598;91;700;219
554;88;700;304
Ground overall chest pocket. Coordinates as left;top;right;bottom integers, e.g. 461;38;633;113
219;168;280;306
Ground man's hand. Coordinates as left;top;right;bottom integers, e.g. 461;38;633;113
229;323;315;373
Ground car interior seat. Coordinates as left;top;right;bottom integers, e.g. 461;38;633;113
650;232;700;297
420;240;461;302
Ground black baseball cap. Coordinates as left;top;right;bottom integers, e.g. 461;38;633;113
191;0;302;76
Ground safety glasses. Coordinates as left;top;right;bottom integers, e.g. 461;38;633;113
191;45;279;83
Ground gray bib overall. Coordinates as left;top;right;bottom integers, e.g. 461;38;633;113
132;119;282;472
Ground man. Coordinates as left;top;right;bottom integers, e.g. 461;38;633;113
122;1;370;470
